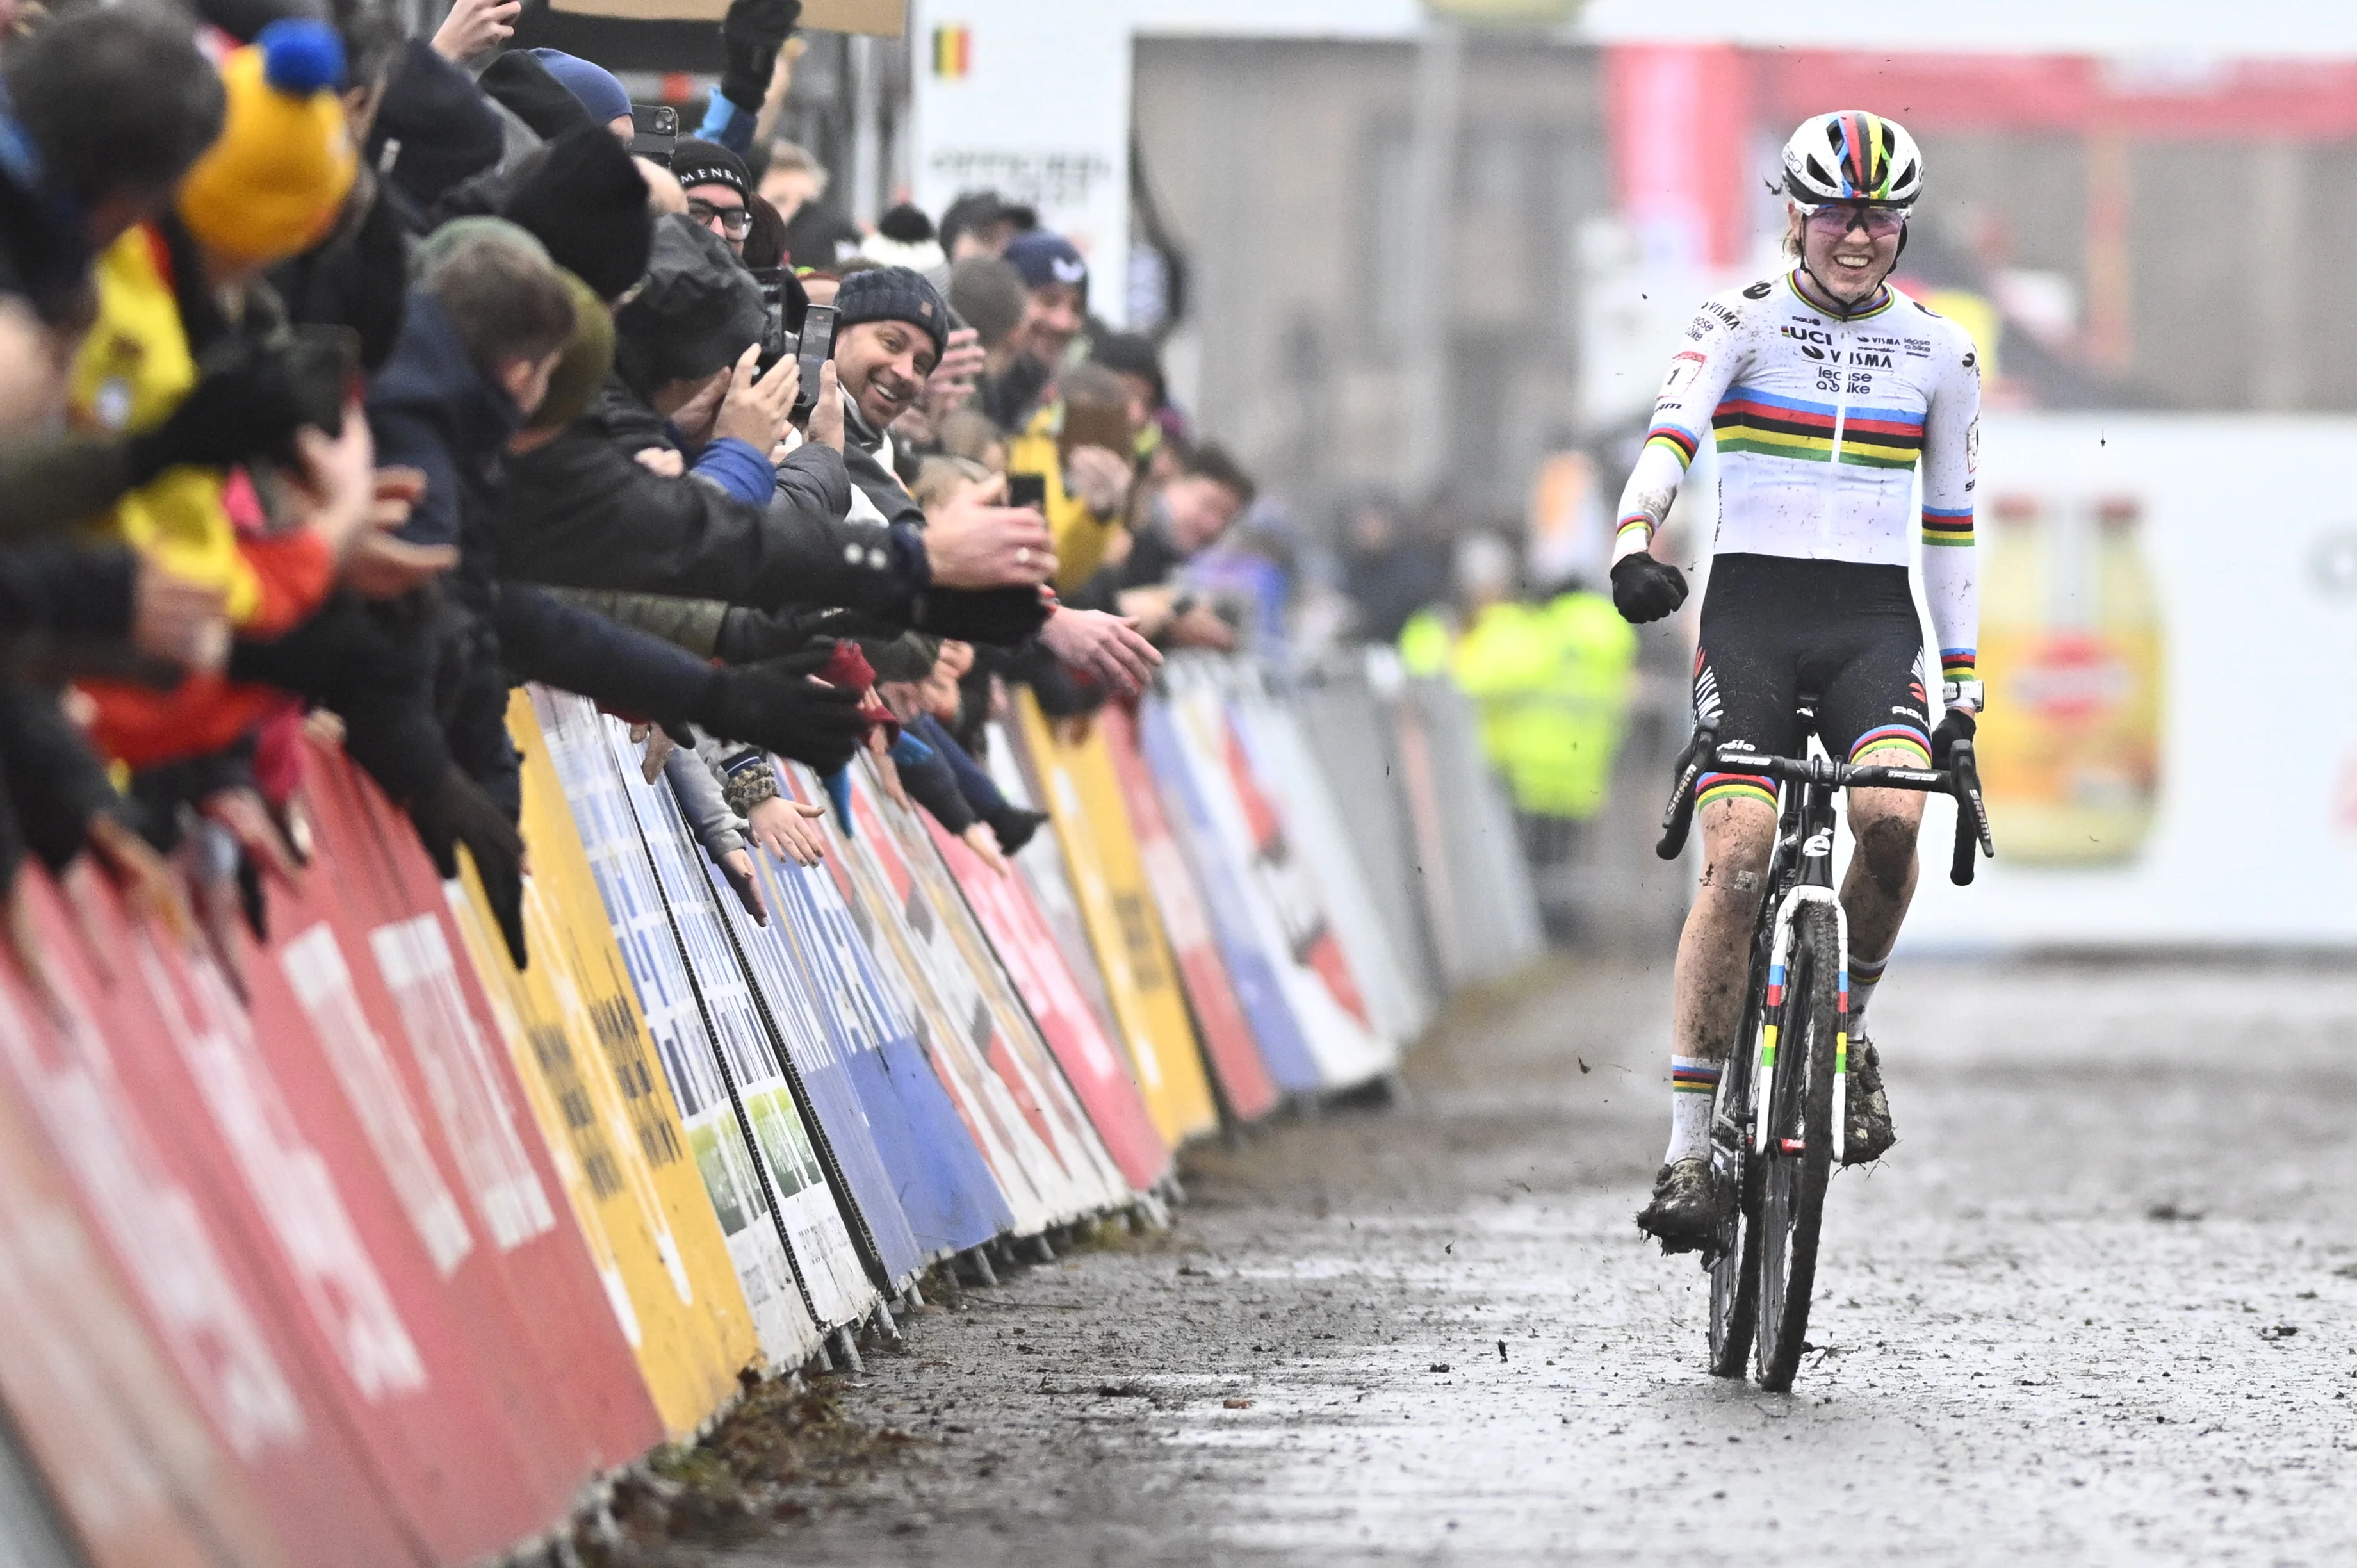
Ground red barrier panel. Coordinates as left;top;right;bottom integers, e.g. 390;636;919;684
104;876;558;1561
301;746;665;1473
0;1027;290;1568
0;870;424;1566
1100;705;1280;1122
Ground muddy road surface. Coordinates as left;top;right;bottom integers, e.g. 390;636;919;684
640;956;2357;1566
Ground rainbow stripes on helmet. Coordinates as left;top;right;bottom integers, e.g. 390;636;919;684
1782;110;1925;208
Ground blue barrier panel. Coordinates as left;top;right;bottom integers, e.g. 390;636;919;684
1138;699;1324;1095
748;763;1013;1259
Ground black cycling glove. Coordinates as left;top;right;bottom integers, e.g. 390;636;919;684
695;644;868;774
1610;552;1689;624
718;0;801;115
1930;706;1976;768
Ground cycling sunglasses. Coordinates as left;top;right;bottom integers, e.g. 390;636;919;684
1800;202;1907;238
688;197;753;238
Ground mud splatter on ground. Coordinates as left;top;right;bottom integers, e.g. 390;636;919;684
616;956;2357;1566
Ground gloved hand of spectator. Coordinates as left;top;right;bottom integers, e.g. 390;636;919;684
719;0;802;113
696;644;869;774
1610;551;1689;624
124;340;313;485
1931;706;1976;768
411;763;528;970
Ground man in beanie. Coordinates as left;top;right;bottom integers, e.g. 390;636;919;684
669;138;754;259
502;124;653;303
1002;228;1089;368
829;266;1160;696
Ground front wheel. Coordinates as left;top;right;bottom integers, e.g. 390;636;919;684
1706;1049;1758;1378
1754;901;1839;1392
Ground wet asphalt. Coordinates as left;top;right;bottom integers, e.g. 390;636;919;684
663;954;2357;1567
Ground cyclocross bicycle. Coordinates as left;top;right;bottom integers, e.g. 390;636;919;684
1654;704;1994;1391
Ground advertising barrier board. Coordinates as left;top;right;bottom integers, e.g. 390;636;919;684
1135;699;1324;1096
1098;703;1280;1122
1011;692;1219;1147
596;713;880;1328
1160;679;1393;1090
927;814;1171;1195
765;762;1015;1257
534;692;823;1366
824;762;1058;1232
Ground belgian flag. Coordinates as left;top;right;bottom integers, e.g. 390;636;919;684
932;24;971;80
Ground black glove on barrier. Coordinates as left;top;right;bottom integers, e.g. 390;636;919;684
410;764;528;970
696;644;867;774
1930;706;1976;768
124;341;311;486
1610;552;1690;624
718;0;801;113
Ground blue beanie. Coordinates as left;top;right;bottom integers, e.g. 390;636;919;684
525;49;631;128
1004;229;1088;298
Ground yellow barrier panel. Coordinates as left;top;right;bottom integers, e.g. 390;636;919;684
444;696;760;1437
1012;692;1217;1146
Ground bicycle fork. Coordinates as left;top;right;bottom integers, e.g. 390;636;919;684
1749;885;1852;1164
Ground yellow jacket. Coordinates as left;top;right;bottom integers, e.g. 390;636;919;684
1448;592;1638;822
70;225;260;623
1006;403;1123;593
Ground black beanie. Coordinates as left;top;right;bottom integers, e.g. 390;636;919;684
477;50;599;143
368;41;503;209
500;125;652;302
613;215;765;391
669;138;750;200
834;265;950;361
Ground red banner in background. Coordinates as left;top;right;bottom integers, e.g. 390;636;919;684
1606;43;1752;268
1754;50;2357;141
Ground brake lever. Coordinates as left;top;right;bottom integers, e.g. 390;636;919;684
1655;726;1714;861
1951;739;1996;856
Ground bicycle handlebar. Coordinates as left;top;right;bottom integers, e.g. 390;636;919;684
1654;734;1997;886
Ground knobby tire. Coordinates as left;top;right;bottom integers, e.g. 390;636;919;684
1754;902;1838;1392
1706;1017;1760;1378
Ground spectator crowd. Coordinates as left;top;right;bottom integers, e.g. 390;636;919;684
0;0;1268;996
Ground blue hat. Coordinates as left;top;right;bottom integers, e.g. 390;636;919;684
525;48;630;128
1003;229;1088;297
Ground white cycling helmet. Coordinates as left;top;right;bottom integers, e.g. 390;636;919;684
1781;111;1925;208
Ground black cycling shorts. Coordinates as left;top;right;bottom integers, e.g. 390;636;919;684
1692;553;1930;812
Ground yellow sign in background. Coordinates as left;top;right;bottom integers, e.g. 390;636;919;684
445;696;760;1437
1013;692;1216;1147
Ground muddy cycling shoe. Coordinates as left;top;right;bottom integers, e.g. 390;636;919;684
1843;1033;1896;1165
1636;1157;1724;1254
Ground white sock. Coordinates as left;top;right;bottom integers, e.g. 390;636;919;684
1850;949;1889;1029
1664;1056;1720;1163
